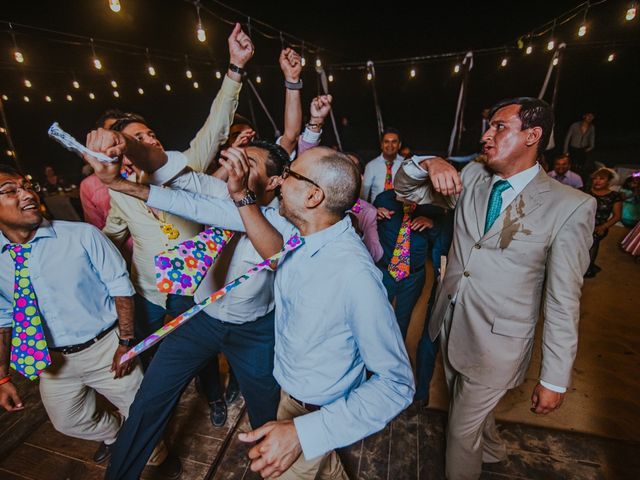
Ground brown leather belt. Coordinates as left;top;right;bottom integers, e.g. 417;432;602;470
290;394;322;412
49;323;117;355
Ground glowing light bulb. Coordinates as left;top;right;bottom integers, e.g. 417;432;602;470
328;74;334;82
110;80;118;88
7;150;14;156
72;80;80;89
137;87;144;95
367;72;373;81
454;64;461;73
193;81;199;89
165;83;171;91
608;53;615;62
0;127;5;133
525;45;533;55
626;5;637;21
315;58;322;68
1;95;8;101
89;92;96;100
23;96;29;103
197;24;206;42
578;24;587;37
24;79;32;88
301;57;306;67
66;94;73;102
148;65;156;76
186;69;193;79
109;0;121;13
547;40;555;51
215;70;222;79
45;95;52;102
113;90;120;98
14;51;24;63
410;68;416;78
256;75;262;84
553;57;559;66
501;57;508;67
94;58;102;70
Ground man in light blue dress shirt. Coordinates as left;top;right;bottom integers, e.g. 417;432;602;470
85;144;415;479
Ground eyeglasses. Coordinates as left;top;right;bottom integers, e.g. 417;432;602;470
281;165;322;190
0;182;41;197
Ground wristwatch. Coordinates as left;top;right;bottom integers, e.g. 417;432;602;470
118;338;135;347
234;189;257;207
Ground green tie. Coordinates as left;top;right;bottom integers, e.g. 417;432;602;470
484;179;511;234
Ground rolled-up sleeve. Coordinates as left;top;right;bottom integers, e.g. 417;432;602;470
0;292;12;329
83;226;134;297
293;267;415;459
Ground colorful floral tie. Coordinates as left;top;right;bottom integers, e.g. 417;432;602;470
388;203;416;281
155;227;234;296
484;179;511;234
384;160;394;190
4;243;51;380
350;198;362;214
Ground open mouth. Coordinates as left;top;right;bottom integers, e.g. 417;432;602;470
21;202;39;212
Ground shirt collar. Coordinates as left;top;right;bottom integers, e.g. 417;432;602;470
491;163;540;196
0;219;56;249
301;216;352;257
378;154;403;164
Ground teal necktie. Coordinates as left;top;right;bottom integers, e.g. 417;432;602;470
484;179;511;234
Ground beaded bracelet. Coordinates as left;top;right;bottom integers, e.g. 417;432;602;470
0;375;11;386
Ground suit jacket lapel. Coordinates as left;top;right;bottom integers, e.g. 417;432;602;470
473;173;492;240
483;169;551;241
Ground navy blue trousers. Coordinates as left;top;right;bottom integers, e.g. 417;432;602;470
105;306;279;480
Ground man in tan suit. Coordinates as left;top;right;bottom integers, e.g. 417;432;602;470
394;97;595;480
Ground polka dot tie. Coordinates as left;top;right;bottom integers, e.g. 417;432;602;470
4;243;51;380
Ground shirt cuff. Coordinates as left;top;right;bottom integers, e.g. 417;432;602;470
293;410;331;460
221;73;243;96
301;128;322;145
540;380;567;393
144;151;188;186
403;155;434;180
104;277;136;298
147;184;172;211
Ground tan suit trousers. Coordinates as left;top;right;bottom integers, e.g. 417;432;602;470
273;391;349;480
440;306;508;480
39;328;166;465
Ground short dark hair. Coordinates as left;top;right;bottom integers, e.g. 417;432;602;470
110;113;149;132
0;164;23;177
95;108;126;129
250;139;290;177
381;126;402;142
489;97;554;155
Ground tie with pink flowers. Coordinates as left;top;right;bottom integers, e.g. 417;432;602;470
388;203;416;281
384;160;394;191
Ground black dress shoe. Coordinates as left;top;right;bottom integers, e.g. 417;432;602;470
224;374;240;404
209;399;227;427
93;441;112;464
156;454;182;480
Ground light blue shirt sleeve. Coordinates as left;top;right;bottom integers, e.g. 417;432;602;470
293;266;415;459
81;226;135;297
0;289;12;329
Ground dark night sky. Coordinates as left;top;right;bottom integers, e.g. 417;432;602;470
0;0;638;181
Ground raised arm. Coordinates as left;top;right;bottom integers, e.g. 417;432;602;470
279;48;303;155
394;156;461;207
298;95;332;156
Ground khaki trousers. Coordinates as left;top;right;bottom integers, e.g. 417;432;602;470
440;307;508;480
39;328;167;465
273;391;349;480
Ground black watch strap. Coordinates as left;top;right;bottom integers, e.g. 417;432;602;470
118;338;135;347
228;63;246;76
285;79;303;90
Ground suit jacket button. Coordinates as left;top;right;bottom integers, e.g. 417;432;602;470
474;244;481;249
463;271;470;277
447;294;452;300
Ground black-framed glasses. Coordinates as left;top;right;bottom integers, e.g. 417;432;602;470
281;165;322;190
0;182;41;196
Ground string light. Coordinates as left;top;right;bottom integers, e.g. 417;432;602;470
328;73;334;82
45;95;52;102
454;63;461;73
301;56;306;67
186;69;193;79
66;94;72;102
193;81;199;89
409;68;416;78
14;51;24;63
500;57;508;67
72;80;80;89
110;80;118;88
256;75;262;84
148;65;156;76
94;58;103;70
109;0;121;13
215;70;222;79
195;4;206;42
607;53;615;62
24;79;32;88
165;83;172;91
0;127;5;133
553;57;559;66
366;72;372;81
626;2;637;21
113;90;120;97
315;58;322;68
547;39;555;50
1;95;8;101
137;87;144;95
89;92;96;100
6;150;14;156
23;96;29;103
525;45;533;55
578;24;587;37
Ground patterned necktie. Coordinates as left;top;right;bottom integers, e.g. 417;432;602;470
384;160;394;190
388;203;416;281
4;243;51;380
484;179;511;234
